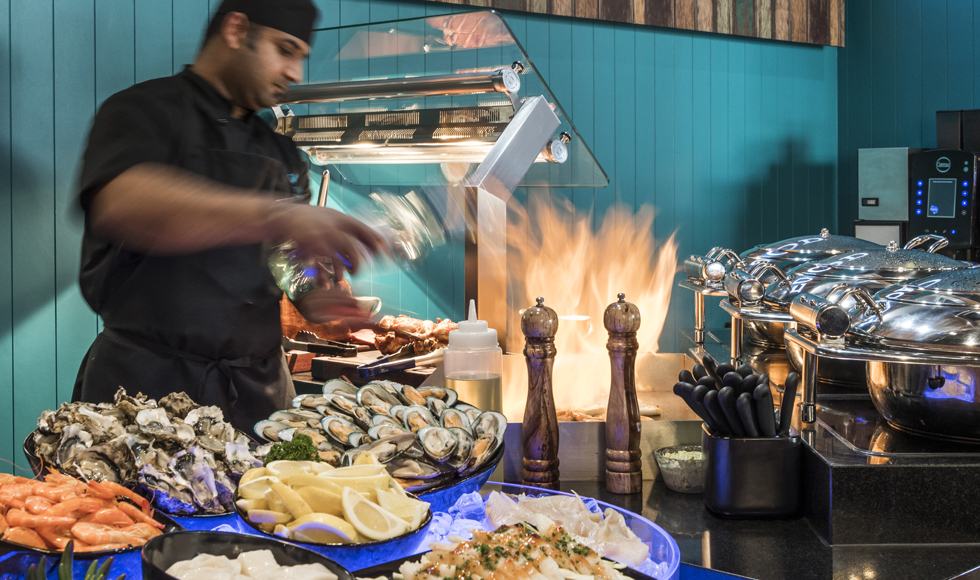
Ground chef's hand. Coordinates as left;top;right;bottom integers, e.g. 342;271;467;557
293;286;366;323
271;204;390;280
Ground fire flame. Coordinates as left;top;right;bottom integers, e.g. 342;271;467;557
503;196;679;419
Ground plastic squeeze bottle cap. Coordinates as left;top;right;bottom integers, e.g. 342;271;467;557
448;300;498;349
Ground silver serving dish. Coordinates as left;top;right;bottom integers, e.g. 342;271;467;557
786;268;980;441
739;228;885;273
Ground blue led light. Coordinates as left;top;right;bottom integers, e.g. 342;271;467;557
963;181;969;187
963;200;969;207
917;208;924;215
916;199;923;206
930;205;940;215
953;229;957;234
964;191;970;197
917;190;923;196
918;180;924;187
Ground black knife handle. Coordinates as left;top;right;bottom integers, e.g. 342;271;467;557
702;354;721;383
704;389;733;437
675;381;711;425
736;364;755;378
722;371;744;390
717;363;737;378
697;376;717;390
736;392;761;438
740;374;759;396
679;369;696;385
718;387;746;437
693;385;723;434
692;364;708;381
753;383;777;438
779;372;800;437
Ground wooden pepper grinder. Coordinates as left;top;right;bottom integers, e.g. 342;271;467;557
521;297;560;489
604;293;642;494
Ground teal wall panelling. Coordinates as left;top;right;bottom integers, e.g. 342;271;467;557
0;0;837;471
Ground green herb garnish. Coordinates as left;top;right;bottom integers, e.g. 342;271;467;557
264;433;320;464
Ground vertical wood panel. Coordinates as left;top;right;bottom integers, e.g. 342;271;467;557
774;44;793;240
728;42;746;249
570;19;596;232
790;46;808;236
870;0;896;147
808;0;829;46
715;0;732;34
946;0;973;111
173;0;208;69
552;0;573;17
894;0;921;151
672;32;694;352
920;0;946;148
635;28;656;239
136;0;174;82
614;25;636;222
755;0;772;39
54;0;98;412
743;41;763;249
652;31;675;347
709;38;729;245
600;0;633;23
0;0;13;471
733;0;754;36
592;23;616;232
676;0;697;29
696;0;714;31
11;0;56;471
645;0;674;27
575;0;598;19
789;0;806;43
774;0;789;40
828;0;838;46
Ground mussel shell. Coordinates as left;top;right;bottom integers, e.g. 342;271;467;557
402;406;438;433
270;410;316;424
324;393;359;418
453;403;482;423
320;415;359;447
426;396;447;417
343;432;416;465
347;432;371;448
440;408;471;432
418;426;458;463
253;420;289;443
389;405;408;423
464;434;502;474
448;427;474;470
279;427;331;449
322;379;358;397
386;457;452;480
368;423;411;440
372;414;402;427
292;394;328;410
417;386;458;408
351;406;373;431
357;383;402;413
471;411;508;441
398;385;429;407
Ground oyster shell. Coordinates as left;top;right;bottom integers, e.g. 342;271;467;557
159;392;197;420
57;424;93;469
139;464;196;514
184;406;225;435
136;408;195;444
417;386;458;408
465;434;501;474
169;446;223;513
224;443;262;475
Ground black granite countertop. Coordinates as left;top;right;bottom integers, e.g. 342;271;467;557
557;480;980;580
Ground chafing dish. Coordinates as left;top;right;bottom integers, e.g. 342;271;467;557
786;267;980;441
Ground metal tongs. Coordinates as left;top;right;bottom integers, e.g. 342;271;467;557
283;331;357;357
357;346;446;378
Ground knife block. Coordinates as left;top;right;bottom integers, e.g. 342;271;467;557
702;426;802;518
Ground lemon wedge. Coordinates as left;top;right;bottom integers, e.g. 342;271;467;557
247;509;293;524
377;489;429;528
266;460;314;478
341;487;410;541
288;513;357;544
325;464;387;478
295;486;344;516
269;481;313;519
236;498;268;512
284;473;344;494
273;524;291;539
238;475;281;500
353;452;381;466
309;461;335;474
239;467;269;486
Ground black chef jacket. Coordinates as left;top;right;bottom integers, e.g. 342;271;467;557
73;68;309;431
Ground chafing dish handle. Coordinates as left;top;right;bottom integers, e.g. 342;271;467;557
904;234;949;253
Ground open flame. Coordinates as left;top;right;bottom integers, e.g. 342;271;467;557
502;196;679;419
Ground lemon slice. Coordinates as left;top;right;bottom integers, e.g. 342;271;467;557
288;513;357;544
284;473;344;494
266;460;315;478
320;473;391;501
248;509;294;524
269;481;313;519
309;462;335;474
296;486;344;516
388;479;408;497
273;524;291;539
238;475;281;500
267;493;287;513
353;452;381;466
239;467;269;486
341;487;410;541
236;498;268;512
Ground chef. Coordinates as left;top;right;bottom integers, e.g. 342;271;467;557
73;0;384;430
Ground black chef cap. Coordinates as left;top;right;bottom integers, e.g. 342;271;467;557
213;0;319;45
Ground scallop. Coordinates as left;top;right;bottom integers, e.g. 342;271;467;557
418;426;458;462
472;411;508;441
440;408;471;432
402;406;437;433
253;420;289;443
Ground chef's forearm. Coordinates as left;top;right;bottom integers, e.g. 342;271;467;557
88;163;288;254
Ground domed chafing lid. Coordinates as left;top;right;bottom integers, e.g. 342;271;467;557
786;241;972;278
849;268;980;353
741;228;883;263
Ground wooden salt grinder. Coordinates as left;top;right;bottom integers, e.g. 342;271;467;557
522;297;560;489
605;293;642;494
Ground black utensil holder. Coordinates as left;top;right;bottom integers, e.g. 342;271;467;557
702;425;802;518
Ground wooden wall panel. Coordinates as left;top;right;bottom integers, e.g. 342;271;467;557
424;0;844;45
0;0;838;468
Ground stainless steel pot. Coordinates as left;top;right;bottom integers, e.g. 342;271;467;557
786;268;980;442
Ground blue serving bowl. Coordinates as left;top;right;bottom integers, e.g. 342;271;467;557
415;442;503;513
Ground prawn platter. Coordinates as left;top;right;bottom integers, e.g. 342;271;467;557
0;472;183;558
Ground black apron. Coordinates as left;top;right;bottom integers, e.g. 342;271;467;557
74;80;300;432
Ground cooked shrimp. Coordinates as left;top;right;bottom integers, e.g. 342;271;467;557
40;497;103;518
6;508;76;529
75;542;130;552
70;522;138;547
96;480;149;512
79;508;133;527
0;512;8;535
117;501;164;529
120;522;163;541
32;482;81;503
3;527;48;550
35;525;73;550
24;496;54;515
